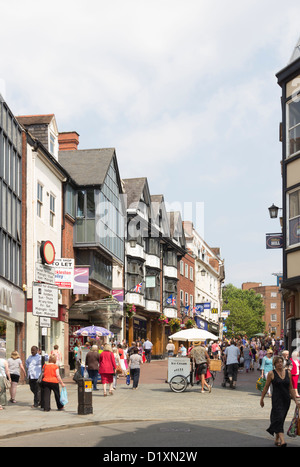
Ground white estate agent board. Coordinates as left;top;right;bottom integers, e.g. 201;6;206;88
53;258;74;289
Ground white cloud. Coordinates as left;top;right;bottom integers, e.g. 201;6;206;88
1;0;297;286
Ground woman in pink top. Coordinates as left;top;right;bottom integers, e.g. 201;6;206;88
99;344;116;396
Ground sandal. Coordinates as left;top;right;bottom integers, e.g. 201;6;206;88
103;393;107;397
109;391;113;395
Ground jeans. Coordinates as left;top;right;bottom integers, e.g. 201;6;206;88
130;368;140;388
87;369;99;390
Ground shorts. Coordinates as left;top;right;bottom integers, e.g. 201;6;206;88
11;374;20;383
196;363;207;376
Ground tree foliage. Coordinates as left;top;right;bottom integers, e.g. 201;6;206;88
222;284;265;337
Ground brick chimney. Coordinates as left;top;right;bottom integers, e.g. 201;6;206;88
58;131;79;151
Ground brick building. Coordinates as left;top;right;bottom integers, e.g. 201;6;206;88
242;282;283;338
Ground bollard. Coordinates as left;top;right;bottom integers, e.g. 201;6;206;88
77;378;93;415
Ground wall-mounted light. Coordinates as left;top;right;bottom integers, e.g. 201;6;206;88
268;204;281;219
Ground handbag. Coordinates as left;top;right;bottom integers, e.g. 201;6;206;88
4;377;11;390
287;406;299;438
256;377;266;392
73;369;83;383
37;368;44;385
60;387;68;406
115;364;123;375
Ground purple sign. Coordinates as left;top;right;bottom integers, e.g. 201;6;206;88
73;268;89;294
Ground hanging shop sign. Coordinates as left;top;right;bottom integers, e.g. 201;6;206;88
53;258;74;289
266;233;283;249
73;267;89;294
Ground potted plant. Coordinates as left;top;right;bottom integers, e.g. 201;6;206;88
158;314;169;325
169;318;181;333
126;304;136;319
185;319;196;329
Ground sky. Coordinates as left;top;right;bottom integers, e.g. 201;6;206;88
1;0;299;288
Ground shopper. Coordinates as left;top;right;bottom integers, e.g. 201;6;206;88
129;347;143;389
99;344;116;396
50;345;63;368
7;351;26;403
112;347;121;390
260;349;274;397
260;355;300;447
290;350;300;398
85;345;100;391
25;346;42;408
190;341;211;393
143;338;153;363
224;340;240;389
42;354;65;412
166;340;175;357
0;350;11;409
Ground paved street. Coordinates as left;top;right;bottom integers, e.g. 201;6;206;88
1;360;300;448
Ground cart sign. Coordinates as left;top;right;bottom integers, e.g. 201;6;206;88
168;358;191;383
54;258;74;289
32;282;58;318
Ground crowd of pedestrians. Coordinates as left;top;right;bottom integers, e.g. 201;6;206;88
1;333;300;448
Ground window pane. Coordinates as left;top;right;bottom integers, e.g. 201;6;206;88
289;100;300;127
289;190;300;218
77;191;85;217
86;190;95;218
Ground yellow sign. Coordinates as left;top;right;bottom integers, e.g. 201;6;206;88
84;380;92;392
211;308;218;314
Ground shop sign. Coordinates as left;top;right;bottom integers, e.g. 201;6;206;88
32;282;58;318
53;258;74;289
266;233;283;249
73;267;89;294
112;289;124;312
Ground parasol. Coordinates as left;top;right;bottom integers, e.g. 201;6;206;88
73;325;114;338
169;328;218;342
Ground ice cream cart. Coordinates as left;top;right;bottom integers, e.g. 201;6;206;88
168;357;194;393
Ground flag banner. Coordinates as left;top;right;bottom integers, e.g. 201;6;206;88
133;281;143;293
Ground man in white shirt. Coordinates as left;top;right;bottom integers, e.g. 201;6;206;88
143;338;153;363
225;341;240;389
26;346;42;408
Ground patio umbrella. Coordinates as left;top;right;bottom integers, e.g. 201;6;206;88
73;325;114;338
169;328;218;342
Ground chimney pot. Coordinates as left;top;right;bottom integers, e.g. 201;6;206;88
58;131;79;151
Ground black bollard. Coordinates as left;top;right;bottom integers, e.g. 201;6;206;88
77;378;93;415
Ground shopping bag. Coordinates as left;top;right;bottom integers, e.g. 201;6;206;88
256;377;266;392
287;407;298;438
126;373;130;385
60;387;68;406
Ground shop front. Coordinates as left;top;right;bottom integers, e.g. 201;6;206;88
0;277;25;359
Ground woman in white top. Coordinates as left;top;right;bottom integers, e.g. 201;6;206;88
7;351;26;403
0;353;11;409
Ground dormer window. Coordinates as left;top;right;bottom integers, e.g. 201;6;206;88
49;131;58;158
50;133;55;155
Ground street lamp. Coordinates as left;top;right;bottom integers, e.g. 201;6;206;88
180;301;186;323
268;204;280;219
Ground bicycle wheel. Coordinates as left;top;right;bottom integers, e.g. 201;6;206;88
169;375;188;393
